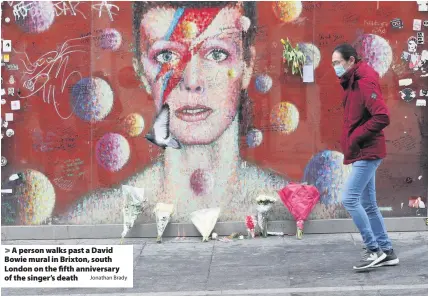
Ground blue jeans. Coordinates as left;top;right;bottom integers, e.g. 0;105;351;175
341;159;392;251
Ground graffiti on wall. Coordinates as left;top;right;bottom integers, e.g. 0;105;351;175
1;1;427;226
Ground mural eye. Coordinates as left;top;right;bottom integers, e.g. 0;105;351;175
205;49;229;62
155;50;179;64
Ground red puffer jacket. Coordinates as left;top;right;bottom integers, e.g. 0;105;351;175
339;61;390;165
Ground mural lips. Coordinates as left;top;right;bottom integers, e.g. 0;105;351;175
175;105;213;122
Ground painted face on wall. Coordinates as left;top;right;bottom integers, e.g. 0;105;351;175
135;6;254;145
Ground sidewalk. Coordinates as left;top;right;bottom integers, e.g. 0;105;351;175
2;232;428;296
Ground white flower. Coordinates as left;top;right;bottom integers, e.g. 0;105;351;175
256;194;276;204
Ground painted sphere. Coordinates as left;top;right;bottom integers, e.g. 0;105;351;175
16;1;55;34
15;169;56;225
255;74;273;94
273;1;303;22
96;133;130;172
123;113;145;137
190;169;214;196
98;28;122;51
246;128;263;148
353;34;392;77
298;43;322;69
270;102;299;135
303;150;352;205
70;77;114;122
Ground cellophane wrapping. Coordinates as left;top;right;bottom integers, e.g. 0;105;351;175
154;203;174;243
190;208;221;242
121;185;146;242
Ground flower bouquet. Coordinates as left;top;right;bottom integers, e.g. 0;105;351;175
245;215;256;238
120;185;146;244
256;195;276;238
280;38;306;77
277;182;320;239
154;203;174;243
190;208;221;242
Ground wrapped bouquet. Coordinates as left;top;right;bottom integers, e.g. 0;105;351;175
190;208;221;242
256;195;276;238
154;203;174;243
120;185;146;244
245;215;256;238
278;182;320;239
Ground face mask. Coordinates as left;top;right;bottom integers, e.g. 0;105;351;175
334;65;346;77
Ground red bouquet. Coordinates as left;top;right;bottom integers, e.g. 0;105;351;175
245;215;256;238
278;182;320;239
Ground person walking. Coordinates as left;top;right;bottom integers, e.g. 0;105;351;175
332;43;399;271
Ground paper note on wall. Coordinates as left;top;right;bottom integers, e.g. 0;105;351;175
413;19;422;31
416;99;426;106
303;64;314;83
11;100;20;110
5;113;13;122
399;78;412;86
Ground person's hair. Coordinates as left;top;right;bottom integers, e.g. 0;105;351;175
132;1;257;136
333;43;361;63
132;1;257;66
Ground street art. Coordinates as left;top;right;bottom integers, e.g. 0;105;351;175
1;1;427;227
17;36;89;119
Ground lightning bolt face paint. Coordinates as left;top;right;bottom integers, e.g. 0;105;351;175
152;7;222;105
139;5;251;145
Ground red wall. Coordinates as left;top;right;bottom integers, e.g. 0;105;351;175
1;1;427;225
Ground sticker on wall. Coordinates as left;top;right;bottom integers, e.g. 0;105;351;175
416;99;427;106
2;40;11;52
10;100;20;110
417;32;425;44
2;121;8;128
2;54;10;63
421;50;428;76
409;196;426;208
424;20;428;27
8;75;15;85
1;156;7;167
414;19;422;31
420;89;428;96
400;88;416;102
7;88;14;96
391;18;403;29
406;37;421;70
417;1;428;11
9;174;20;181
0;88;5;96
5;129;14;137
401;51;410;61
5;113;13;121
399;78;413;86
6;64;18;70
1;99;5;105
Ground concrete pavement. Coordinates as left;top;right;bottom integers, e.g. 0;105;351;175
1;232;428;296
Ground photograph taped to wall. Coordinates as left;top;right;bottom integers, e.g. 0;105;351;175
408;196;426;208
